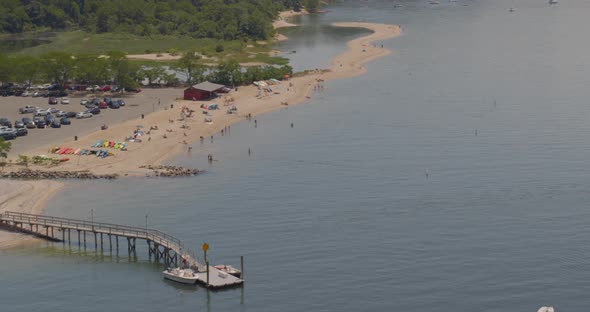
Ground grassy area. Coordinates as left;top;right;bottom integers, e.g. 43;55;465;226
5;31;290;66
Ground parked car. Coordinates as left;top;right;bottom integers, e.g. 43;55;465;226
100;85;111;92
21;117;32;124
86;85;100;92
0;117;11;127
21;91;32;97
0;131;16;140
60;97;70;104
14;121;24;128
80;99;89;105
98;101;108;109
60;117;71;125
66;111;77;118
87;107;100;115
48;108;59;113
48;83;61;91
19;106;37;114
15;128;28;136
116;99;125;106
45;115;55;123
76;112;93;119
25;121;36;129
108;101;120;109
48;90;66;97
35;119;47;128
56;111;67;117
34;109;50;116
85;103;98;109
48;96;58;104
50;120;61;128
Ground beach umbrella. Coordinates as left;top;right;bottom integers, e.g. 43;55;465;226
283;74;290;79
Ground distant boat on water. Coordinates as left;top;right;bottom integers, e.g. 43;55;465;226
549;0;558;4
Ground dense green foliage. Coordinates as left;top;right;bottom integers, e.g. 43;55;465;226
0;52;140;89
0;137;11;159
0;0;318;40
0;50;292;89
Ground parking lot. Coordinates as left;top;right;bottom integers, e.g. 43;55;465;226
0;88;181;156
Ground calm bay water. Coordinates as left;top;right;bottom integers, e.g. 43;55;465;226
3;0;590;311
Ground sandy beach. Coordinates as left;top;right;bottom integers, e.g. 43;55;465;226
0;180;63;248
0;17;401;247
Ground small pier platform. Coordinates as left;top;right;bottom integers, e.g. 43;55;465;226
0;211;243;289
195;265;244;289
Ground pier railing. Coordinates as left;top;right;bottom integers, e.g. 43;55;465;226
0;211;182;250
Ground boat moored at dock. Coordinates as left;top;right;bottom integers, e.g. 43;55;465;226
162;268;199;285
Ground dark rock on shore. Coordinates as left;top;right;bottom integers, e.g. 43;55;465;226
0;169;118;180
140;165;203;177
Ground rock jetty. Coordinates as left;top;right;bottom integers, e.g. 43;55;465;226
0;169;118;180
140;165;203;177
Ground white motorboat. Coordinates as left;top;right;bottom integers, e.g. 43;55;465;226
162;268;199;285
214;264;242;278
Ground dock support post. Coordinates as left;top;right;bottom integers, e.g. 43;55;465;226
51;227;54;238
94;232;97;248
68;229;71;242
241;256;244;281
116;236;119;251
206;261;210;287
77;230;80;245
83;231;86;246
109;234;112;251
62;228;65;242
100;233;103;250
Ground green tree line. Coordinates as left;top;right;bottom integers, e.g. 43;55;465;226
0;51;293;89
0;0;318;40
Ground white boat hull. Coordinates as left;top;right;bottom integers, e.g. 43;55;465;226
162;270;199;285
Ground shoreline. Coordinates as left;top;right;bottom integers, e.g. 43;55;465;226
0;180;64;249
0;18;401;248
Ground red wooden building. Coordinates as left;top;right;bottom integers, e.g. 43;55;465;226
184;82;225;100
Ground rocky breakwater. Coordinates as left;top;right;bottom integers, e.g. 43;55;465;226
0;169;118;180
140;165;203;177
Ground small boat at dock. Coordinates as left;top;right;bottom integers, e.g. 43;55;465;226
162;268;199;285
214;264;242;278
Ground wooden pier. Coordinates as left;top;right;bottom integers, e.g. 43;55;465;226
0;211;243;289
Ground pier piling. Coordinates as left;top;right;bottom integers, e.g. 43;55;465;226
0;211;244;289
